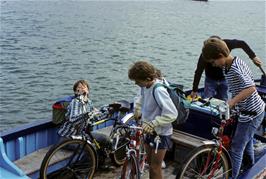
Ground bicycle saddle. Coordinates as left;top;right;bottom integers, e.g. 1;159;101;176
109;100;131;113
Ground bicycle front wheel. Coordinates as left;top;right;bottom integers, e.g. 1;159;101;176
177;146;230;179
40;139;97;179
110;137;129;166
121;153;140;179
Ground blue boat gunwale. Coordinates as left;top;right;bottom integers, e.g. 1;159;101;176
0;119;56;142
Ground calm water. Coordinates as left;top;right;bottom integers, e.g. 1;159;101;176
0;0;265;132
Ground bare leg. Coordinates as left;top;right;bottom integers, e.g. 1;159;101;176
149;149;166;179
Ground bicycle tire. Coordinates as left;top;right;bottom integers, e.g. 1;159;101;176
40;139;97;179
176;145;230;179
138;138;147;174
110;137;129;166
121;153;140;179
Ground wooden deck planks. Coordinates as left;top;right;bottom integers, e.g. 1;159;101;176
14;146;51;175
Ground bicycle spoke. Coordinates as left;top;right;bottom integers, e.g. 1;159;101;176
40;139;96;179
178;147;230;179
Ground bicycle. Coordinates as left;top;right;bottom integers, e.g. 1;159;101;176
119;120;161;179
39;101;133;179
176;101;238;179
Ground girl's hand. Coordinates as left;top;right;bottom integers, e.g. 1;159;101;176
134;109;141;120
142;121;155;134
76;83;89;96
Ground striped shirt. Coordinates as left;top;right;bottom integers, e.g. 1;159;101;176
58;98;94;137
224;56;265;122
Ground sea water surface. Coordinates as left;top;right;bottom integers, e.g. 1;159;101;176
0;0;265;131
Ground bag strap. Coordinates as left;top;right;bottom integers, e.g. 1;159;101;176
152;83;173;109
153;83;187;98
168;84;187;96
152;83;190;109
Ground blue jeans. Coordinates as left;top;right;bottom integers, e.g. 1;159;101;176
230;111;265;179
204;76;228;101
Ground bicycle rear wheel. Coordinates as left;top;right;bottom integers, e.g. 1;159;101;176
121;153;140;179
177;146;230;179
40;139;96;179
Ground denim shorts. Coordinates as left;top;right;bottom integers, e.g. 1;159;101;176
144;134;173;150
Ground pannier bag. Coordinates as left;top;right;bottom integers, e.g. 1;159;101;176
52;96;74;125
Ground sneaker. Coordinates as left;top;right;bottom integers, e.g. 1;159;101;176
98;165;115;171
253;139;262;148
254;139;266;155
161;160;166;169
263;132;266;138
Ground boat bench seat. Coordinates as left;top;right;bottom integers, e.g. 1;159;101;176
171;129;207;148
171;130;210;163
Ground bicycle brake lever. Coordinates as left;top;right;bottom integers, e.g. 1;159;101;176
154;136;161;154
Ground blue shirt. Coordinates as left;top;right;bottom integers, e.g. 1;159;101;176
58;97;94;137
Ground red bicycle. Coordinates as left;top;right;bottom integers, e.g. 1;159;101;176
117;117;162;179
176;102;238;179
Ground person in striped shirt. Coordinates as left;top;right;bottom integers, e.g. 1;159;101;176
58;80;96;137
190;35;262;101
202;37;265;178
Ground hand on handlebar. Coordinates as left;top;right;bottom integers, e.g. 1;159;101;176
134;110;142;121
142;121;155;134
252;56;262;67
83;111;93;119
227;99;236;109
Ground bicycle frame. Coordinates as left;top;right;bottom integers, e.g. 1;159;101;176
201;103;237;178
68;112;132;168
120;124;147;178
125;125;144;158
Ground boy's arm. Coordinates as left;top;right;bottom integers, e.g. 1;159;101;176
224;39;262;67
227;86;256;108
192;54;205;93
